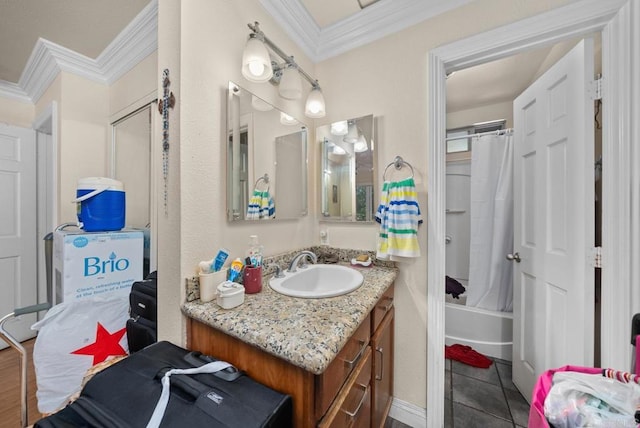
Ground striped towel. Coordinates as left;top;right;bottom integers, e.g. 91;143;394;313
246;189;275;220
375;177;422;259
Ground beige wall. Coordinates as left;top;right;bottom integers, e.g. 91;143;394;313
314;0;579;408
447;100;514;130
156;0;320;345
110;52;158;117
29;73;110;224
0;96;34;127
55;73;110;223
0;0;586;414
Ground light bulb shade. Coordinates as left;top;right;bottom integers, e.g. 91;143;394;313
354;135;368;152
241;37;273;82
280;112;298;125
279;66;303;100
330;121;348;136
305;87;326;118
343;122;359;143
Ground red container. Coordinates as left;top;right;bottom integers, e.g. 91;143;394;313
243;266;262;294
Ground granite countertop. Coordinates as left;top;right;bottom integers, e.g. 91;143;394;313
181;260;396;375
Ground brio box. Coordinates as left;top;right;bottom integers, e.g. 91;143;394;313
53;228;143;304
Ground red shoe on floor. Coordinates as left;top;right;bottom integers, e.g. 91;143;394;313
445;344;493;368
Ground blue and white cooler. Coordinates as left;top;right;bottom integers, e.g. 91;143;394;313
74;177;126;232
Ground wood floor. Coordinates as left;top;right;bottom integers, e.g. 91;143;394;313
0;338;40;427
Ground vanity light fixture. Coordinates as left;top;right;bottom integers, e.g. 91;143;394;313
344;121;359;143
279;63;303;100
241;33;273;82
333;145;346;155
331;121;348;136
354;134;368;152
305;86;326;118
242;22;326;118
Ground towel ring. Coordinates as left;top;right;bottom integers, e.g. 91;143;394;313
254;173;269;189
383;156;414;181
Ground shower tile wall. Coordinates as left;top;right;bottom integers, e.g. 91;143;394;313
446;160;471;295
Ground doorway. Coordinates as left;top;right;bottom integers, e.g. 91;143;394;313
427;1;635;426
444;33;600;368
110;100;158;276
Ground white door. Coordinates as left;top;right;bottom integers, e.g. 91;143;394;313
0;124;38;348
512;38;595;399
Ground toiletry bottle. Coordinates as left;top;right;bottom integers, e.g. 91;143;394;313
247;235;263;267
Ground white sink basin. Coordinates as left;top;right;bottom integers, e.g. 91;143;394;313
269;264;364;298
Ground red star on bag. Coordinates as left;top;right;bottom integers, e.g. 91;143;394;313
71;322;128;365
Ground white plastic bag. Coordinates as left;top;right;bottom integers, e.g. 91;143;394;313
544;371;640;427
31;297;130;413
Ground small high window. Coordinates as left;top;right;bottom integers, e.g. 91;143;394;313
446;119;506;154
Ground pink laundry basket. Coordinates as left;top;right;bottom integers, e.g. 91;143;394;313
528;365;603;428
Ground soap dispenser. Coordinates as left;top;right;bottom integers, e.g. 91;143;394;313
247;235;263;267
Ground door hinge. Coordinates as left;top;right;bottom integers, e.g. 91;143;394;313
589;76;603;101
591;246;602;268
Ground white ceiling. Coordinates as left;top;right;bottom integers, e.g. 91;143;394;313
0;0;573;113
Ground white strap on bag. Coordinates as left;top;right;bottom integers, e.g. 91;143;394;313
145;360;232;428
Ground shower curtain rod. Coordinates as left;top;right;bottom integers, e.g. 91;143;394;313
445;128;514;142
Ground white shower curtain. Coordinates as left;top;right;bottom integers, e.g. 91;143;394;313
466;134;514;312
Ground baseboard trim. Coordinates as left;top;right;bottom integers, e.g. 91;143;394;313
389;397;427;428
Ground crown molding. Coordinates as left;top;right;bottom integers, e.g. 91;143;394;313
260;0;473;62
0;80;31;102
98;0;158;84
1;0;158;104
259;0;321;60
20;38;106;103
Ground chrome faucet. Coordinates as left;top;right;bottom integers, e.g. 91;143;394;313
287;250;318;273
266;263;285;278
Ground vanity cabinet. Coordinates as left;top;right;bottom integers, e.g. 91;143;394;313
371;284;395;428
186;284;394;427
371;306;394;428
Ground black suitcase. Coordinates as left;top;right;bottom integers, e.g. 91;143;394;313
128;272;158;352
35;341;292;428
126;316;157;352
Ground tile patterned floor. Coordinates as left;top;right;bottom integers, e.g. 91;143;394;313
385;416;413;427
445;356;530;427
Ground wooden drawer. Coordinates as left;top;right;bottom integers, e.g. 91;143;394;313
315;314;371;419
372;284;394;334
318;347;372;428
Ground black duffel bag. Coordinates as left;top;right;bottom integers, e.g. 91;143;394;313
35;341;292;428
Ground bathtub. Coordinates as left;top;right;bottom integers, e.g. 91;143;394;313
445;299;513;361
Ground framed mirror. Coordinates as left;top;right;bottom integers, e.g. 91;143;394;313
318;114;376;222
226;81;308;221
